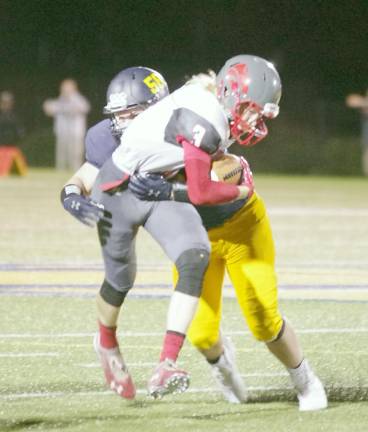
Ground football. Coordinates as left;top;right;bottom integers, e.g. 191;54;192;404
211;154;243;184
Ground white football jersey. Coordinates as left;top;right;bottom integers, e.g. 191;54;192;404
111;83;230;175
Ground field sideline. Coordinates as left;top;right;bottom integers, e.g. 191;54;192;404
0;169;368;431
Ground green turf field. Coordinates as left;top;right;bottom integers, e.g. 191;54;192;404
0;169;368;431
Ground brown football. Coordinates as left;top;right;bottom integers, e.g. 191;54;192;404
211;154;243;184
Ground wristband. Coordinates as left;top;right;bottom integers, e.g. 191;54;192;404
172;183;189;202
60;184;82;203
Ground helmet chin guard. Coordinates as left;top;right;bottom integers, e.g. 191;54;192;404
110;114;134;136
109;104;148;136
230;115;268;146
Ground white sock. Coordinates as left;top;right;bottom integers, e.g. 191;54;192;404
288;358;313;393
166;291;199;334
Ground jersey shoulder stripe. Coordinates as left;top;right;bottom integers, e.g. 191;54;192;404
164;107;221;154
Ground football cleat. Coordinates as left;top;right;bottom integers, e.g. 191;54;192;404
147;359;190;399
210;336;248;404
93;334;136;399
288;359;328;411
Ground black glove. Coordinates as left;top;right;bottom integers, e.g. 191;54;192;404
128;173;173;201
61;185;105;227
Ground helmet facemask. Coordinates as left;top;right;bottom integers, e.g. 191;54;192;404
109;104;148;136
230;101;279;146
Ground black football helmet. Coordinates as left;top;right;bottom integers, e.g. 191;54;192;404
104;66;169;136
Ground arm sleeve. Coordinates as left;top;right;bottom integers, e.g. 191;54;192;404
85;120;120;169
182;140;239;205
85;130;100;168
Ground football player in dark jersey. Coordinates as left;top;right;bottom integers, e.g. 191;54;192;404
61;67;170;399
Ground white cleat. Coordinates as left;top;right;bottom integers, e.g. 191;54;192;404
210;337;248;404
288;359;328;411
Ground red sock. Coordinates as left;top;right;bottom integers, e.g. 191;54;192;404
98;321;118;349
160;331;185;362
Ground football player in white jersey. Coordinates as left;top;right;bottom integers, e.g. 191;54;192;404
90;55;276;399
129;56;328;410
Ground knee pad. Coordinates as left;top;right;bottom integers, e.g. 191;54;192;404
99;279;128;307
174;248;209;297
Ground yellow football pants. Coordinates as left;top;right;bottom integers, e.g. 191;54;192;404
186;193;283;350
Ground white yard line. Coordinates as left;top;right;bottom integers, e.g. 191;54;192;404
75;365;289;373
242;372;288;377
76;362;157;368
0;387;299;401
229;328;368;335
292;328;368;334
2;385;368;401
1;328;368;339
2;261;368;270
268;207;368;216
0;332;98;338
0;352;59;358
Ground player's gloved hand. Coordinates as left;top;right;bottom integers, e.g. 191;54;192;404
61;185;105;227
128;173;173;201
239;157;255;198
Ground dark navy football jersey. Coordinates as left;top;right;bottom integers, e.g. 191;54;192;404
85;119;120;168
196;199;247;230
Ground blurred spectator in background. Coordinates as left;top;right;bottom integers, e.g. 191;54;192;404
346;89;368;176
43;79;90;171
0;91;24;145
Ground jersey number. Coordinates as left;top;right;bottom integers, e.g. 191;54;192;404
192;124;206;147
143;73;164;95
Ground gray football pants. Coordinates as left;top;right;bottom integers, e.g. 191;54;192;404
92;171;210;298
